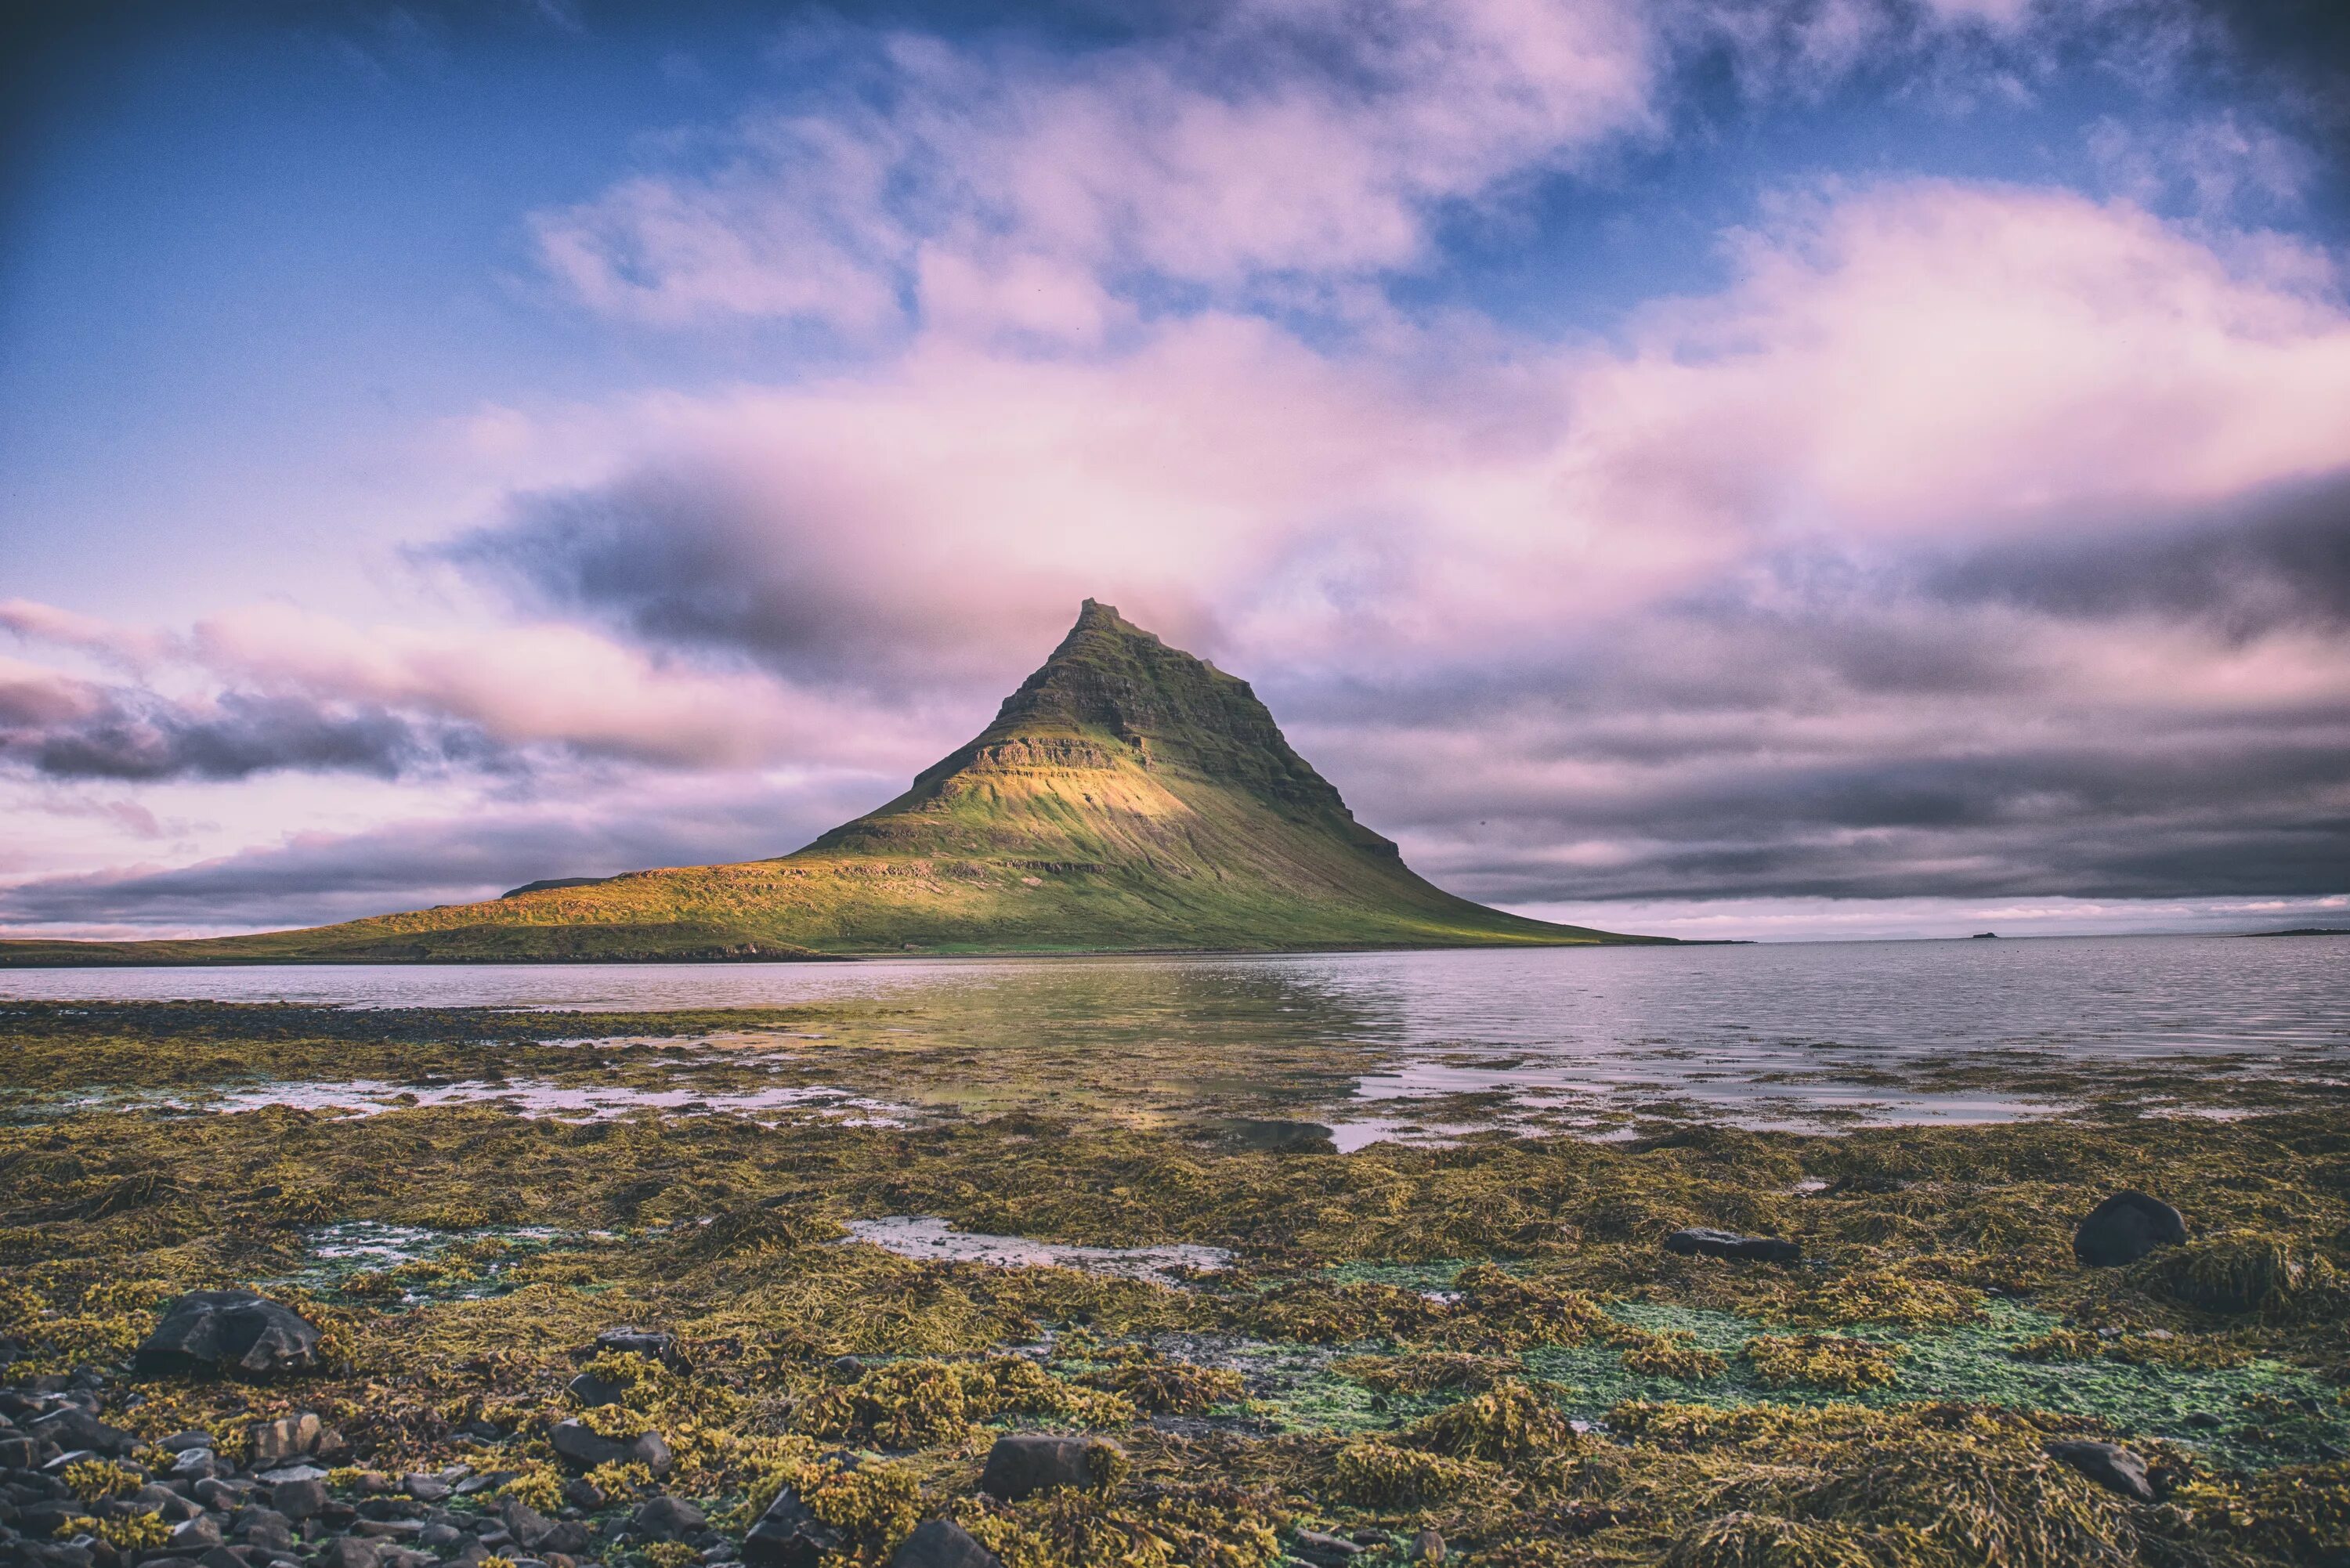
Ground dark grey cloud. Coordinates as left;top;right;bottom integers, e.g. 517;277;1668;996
1270;486;2350;910
1;687;475;783
438;470;1094;695
1925;473;2350;638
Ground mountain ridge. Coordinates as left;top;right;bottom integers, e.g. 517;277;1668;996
0;602;1660;963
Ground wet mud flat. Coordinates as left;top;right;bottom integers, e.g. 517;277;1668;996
2;1000;2348;1567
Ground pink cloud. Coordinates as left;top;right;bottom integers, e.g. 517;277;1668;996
530;0;1661;331
484;180;2350;685
1557;182;2350;550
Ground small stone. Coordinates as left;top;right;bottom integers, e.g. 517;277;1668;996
244;1520;297;1555
1408;1529;1445;1563
740;1480;846;1568
501;1498;592;1556
632;1496;707;1541
172;1515;226;1551
976;1435;1120;1502
2073;1192;2187;1269
255;1465;329;1486
270;1477;328;1521
197;1548;250;1568
501;1499;559;1548
28;1407;133;1457
172;1447;221;1481
352;1520;426;1538
2047;1440;2156;1504
132;1484;205;1523
547;1420;673;1476
417;1525;466;1552
888;1519;1001;1568
561;1479;606;1512
133;1292;324;1378
1663;1228;1801;1264
358;1495;425;1524
158;1431;217;1454
195;1477;258;1512
591;1328;684;1370
401;1475;450;1504
315;1537;383;1568
1289;1530;1362;1565
566;1372;626;1409
250;1414;322;1465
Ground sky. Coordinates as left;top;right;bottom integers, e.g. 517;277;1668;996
2;0;2347;944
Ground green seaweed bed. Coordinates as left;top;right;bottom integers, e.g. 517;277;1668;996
2;1000;2345;1566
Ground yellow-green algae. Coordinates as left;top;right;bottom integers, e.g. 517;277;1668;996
2;1000;2348;1566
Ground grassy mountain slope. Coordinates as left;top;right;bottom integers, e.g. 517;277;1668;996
1;602;1658;963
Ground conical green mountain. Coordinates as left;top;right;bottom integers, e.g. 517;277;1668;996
2;603;1657;963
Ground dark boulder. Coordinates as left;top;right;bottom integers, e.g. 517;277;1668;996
269;1478;327;1521
566;1371;626;1408
740;1480;845;1568
889;1519;1001;1568
250;1413;321;1464
2073;1192;2186;1269
133;1292;322;1378
500;1497;593;1557
1209;1119;1338;1155
130;1485;202;1524
2046;1440;2156;1503
630;1495;707;1542
1664;1228;1801;1264
546;1419;673;1476
27;1407;132;1457
169;1516;224;1552
315;1537;381;1568
588;1328;686;1371
976;1435;1121;1501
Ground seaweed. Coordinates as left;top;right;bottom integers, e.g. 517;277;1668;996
4;999;2348;1568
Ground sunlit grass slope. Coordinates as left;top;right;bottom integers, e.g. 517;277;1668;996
2;602;1658;963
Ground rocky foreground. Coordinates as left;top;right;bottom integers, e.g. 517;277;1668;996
5;1002;2348;1566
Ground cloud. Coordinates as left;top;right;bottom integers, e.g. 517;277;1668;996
2;598;960;780
530;0;1664;331
0;772;884;936
19;692;445;783
0;655;463;783
461;180;2350;676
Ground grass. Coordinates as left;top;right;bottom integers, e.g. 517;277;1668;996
1;603;1654;966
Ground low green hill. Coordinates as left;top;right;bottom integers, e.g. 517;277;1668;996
2;602;1658;963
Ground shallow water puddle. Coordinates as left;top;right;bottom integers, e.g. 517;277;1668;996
842;1215;1231;1286
42;1076;908;1124
273;1220;572;1306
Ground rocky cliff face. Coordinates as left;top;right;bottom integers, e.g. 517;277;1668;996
818;600;1392;859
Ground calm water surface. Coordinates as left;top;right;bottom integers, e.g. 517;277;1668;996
6;934;2345;1133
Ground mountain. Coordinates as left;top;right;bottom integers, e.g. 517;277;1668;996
0;602;1657;963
